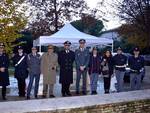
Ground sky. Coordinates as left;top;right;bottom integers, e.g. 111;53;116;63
85;0;123;30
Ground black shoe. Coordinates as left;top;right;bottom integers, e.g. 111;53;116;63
76;91;79;95
2;96;7;100
35;95;38;99
42;95;46;98
93;91;97;95
26;96;30;100
62;93;66;97
91;91;95;95
49;95;55;98
104;91;109;94
19;95;25;97
105;89;109;94
66;92;72;96
82;91;86;95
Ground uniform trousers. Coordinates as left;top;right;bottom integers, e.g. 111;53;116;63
17;78;26;96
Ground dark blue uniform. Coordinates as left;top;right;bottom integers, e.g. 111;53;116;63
128;55;144;90
0;53;10;86
58;50;75;96
113;54;127;92
113;54;127;71
12;53;28;96
0;53;10;99
128;56;144;72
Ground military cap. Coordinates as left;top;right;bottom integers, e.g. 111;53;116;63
17;46;23;50
64;41;71;46
133;47;140;51
79;39;86;43
48;44;54;49
117;47;122;50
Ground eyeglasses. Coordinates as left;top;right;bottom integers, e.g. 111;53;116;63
48;48;53;49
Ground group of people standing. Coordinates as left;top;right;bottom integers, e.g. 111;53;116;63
0;39;145;100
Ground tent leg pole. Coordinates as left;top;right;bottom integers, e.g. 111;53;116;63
39;45;41;53
112;42;114;53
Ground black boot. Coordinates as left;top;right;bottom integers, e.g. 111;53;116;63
91;91;97;95
2;86;7;100
104;89;109;94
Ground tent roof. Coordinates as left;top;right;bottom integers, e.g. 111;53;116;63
33;23;113;46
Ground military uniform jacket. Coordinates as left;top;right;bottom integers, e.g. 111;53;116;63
58;50;75;84
75;48;90;70
0;53;10;86
27;53;41;75
113;54;127;71
128;55;144;71
12;53;28;79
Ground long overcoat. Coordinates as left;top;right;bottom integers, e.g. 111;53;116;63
58;50;75;84
0;53;10;86
41;52;58;84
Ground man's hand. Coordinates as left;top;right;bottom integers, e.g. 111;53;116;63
80;66;85;71
0;67;5;72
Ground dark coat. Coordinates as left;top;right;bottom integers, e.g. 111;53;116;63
58;50;75;84
0;53;10;86
12;53;28;79
88;53;101;75
128;55;144;71
113;54;127;71
101;56;114;76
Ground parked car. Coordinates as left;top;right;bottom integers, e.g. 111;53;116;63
143;55;150;66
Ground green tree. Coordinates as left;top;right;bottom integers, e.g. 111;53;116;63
71;14;104;36
0;0;27;54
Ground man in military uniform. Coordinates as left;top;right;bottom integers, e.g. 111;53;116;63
128;47;144;90
41;45;58;98
0;43;10;100
75;39;90;95
58;41;75;97
113;47;127;92
27;47;41;99
12;46;28;97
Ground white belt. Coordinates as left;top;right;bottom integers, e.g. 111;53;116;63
131;68;144;72
115;65;126;68
130;69;138;72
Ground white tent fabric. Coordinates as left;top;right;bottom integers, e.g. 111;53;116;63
33;23;113;47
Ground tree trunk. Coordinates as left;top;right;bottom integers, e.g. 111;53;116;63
54;0;58;32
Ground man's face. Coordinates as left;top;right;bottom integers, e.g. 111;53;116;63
117;49;122;54
79;42;85;48
32;48;37;54
18;49;23;53
48;47;54;53
134;51;140;56
64;44;70;50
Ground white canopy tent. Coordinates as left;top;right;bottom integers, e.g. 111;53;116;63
33;23;113;52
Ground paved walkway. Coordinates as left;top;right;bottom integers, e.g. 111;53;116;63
0;66;150;102
0;89;150;113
